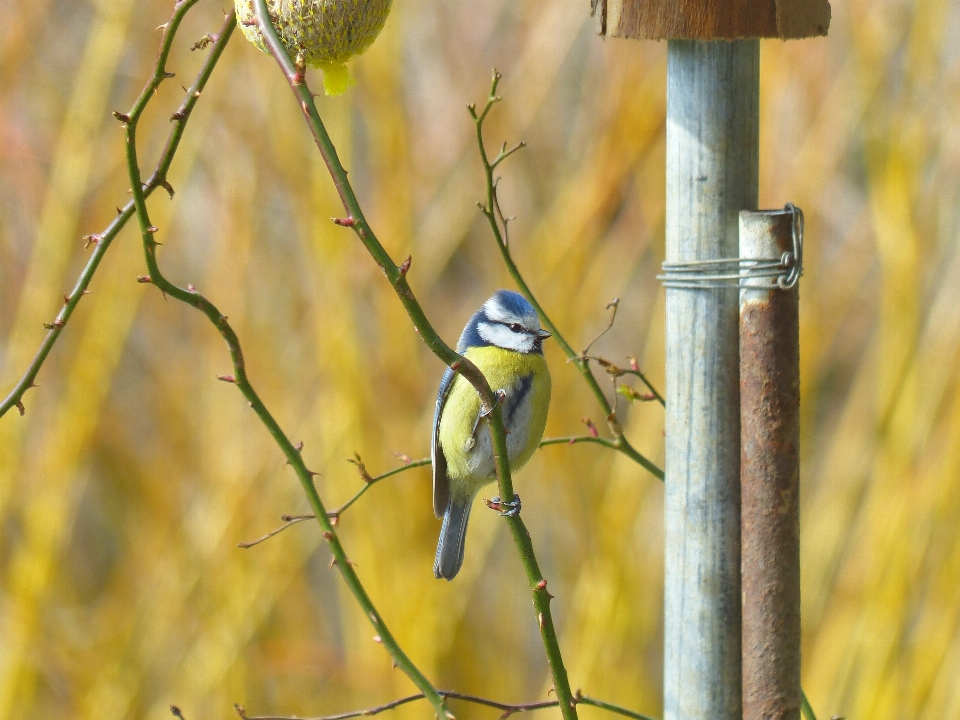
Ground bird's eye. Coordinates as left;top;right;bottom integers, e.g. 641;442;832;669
509;323;522;332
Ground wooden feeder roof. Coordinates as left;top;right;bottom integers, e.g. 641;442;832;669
595;0;831;40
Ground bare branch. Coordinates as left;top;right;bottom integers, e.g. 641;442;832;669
236;690;658;720
238;457;431;549
581;299;620;357
0;3;235;418
238;515;314;549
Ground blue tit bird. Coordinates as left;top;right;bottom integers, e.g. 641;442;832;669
432;289;552;580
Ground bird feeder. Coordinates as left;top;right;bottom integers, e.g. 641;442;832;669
595;2;829;719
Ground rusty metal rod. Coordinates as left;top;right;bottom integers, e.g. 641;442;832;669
739;208;802;720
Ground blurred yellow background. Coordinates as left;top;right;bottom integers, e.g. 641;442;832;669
1;0;959;718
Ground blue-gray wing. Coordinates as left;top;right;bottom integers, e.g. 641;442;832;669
432;366;457;518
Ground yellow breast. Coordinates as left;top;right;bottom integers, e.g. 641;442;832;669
438;346;550;495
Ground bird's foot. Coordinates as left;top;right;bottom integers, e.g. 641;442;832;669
480;388;508;418
484;494;521;517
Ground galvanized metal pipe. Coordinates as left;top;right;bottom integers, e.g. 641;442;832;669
664;39;758;720
740;209;802;720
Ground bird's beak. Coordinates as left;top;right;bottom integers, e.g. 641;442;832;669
536;329;552;339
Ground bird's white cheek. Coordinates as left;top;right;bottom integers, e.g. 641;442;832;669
477;322;513;348
477;322;534;352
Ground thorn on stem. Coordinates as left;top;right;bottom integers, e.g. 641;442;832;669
372;635;382;643
82;234;101;249
112;110;131;123
333;216;355;227
581;417;599;438
398;255;412;277
294;440;304;453
322;531;334;540
15;401;25;416
217;375;236;383
136;275;152;284
392;452;412;465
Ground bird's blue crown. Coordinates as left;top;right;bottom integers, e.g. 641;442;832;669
457;290;545;354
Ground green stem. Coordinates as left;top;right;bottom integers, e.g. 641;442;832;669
801;691;818;720
621;369;665;407
330;458;431;518
576;695;659;720
0;2;234;419
541;433;666;480
470;72;661;481
122;10;450;719
250;6;578;719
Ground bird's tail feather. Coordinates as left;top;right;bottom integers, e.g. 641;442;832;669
434;494;473;580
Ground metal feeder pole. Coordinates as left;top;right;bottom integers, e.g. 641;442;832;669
663;39;758;720
595;4;830;720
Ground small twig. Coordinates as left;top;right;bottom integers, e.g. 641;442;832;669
491;177;515;248
238;458;431;549
540;436;620;451
0;2;235;418
581;298;620;358
332;456;430;518
238;515;314;549
574;693;658;720
580;355;666;409
623;357;665;407
236;690;656;720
